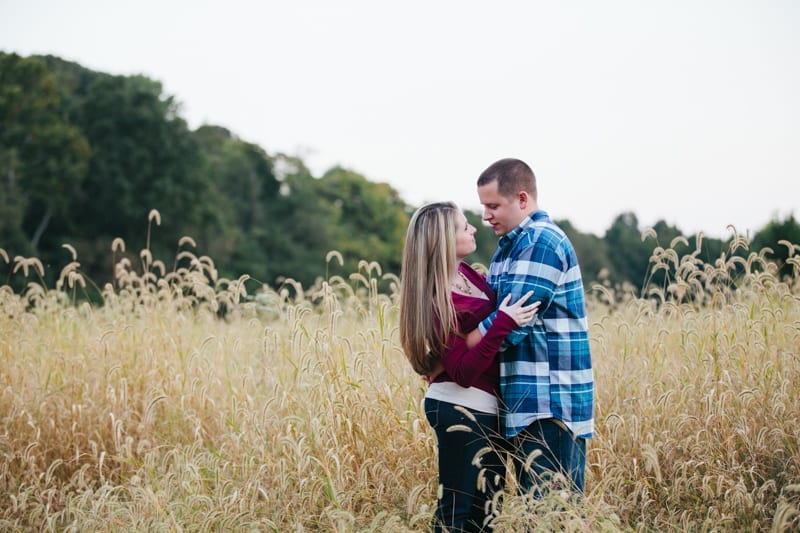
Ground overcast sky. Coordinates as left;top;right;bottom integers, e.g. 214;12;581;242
2;0;798;238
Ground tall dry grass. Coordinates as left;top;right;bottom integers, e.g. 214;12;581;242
1;219;798;531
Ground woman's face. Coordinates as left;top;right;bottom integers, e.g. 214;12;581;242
454;211;477;260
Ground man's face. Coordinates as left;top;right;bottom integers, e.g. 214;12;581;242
478;180;525;236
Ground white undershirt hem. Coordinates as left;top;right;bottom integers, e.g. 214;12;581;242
425;382;499;414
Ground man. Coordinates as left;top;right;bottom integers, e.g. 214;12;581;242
476;157;594;495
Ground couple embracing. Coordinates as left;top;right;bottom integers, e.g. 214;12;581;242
399;158;595;532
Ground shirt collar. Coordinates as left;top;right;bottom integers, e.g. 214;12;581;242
498;210;549;249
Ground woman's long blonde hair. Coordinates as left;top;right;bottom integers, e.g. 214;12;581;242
399;202;460;375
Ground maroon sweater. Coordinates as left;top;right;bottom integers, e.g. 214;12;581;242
431;262;517;396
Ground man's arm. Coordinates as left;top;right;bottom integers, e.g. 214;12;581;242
481;241;563;345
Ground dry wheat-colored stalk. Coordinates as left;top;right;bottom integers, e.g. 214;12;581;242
0;229;798;531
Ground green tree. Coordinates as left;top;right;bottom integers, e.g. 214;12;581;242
263;155;342;286
12;52;788;296
192;125;240;268
604;212;653;292
193;125;283;280
752;213;800;280
0;53;90;258
66;72;207;279
315;166;409;277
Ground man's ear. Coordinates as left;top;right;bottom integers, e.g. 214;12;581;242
518;191;530;209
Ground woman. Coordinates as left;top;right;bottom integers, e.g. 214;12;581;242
399;202;539;532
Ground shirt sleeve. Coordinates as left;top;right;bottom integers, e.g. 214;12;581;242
479;239;564;346
441;310;517;388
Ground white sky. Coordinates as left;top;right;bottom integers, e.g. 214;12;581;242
2;0;798;238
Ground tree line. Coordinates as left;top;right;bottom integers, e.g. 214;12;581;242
2;52;798;296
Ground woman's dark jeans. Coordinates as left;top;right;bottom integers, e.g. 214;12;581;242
425;398;506;532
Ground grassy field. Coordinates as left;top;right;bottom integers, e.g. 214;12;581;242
1;229;799;531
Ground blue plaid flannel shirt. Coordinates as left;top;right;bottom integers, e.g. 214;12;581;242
480;210;594;439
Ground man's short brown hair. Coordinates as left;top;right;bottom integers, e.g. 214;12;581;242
477;158;537;201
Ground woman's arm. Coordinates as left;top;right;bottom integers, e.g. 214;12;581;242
441;294;539;387
464;290;537;349
440;311;518;387
464;328;482;350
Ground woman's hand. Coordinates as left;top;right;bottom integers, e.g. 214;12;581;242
499;291;540;326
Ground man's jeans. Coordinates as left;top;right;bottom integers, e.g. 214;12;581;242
512;418;586;496
425;398;506;532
